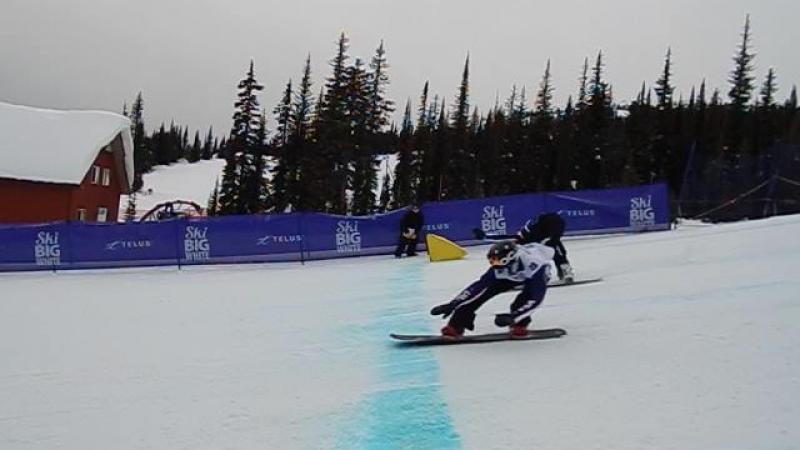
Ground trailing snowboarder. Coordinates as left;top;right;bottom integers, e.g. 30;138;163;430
475;212;574;282
429;240;554;338
515;213;574;282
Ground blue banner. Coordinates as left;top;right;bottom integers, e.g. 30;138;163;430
0;183;670;272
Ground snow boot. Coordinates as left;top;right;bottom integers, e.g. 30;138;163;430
559;263;575;283
510;324;529;338
441;325;464;339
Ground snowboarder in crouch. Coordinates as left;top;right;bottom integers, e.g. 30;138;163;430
430;240;554;338
515;212;574;282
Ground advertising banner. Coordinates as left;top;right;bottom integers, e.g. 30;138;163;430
0;183;670;272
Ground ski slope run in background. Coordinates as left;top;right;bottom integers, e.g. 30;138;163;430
0;216;798;449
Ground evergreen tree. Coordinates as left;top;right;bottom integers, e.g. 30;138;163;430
429;99;450;201
759;68;777;108
124;193;137;222
625;82;657;184
129;92;150;191
201;127;214;160
443;55;474;199
728;15;756;111
576;58;589;110
181;127;189;157
723;15;757;195
579;51;613;188
531;60;557;191
378;167;392;212
218;150;239;215
292;56;315;211
220;60;265;215
503;85;529;193
348;58;377;215
365;40;395;135
315;33;352;213
188;130;202;163
207;178;220;216
754;68;779;178
654;48;674;110
653;48;679;189
270;80;294;212
414;82;434;202
787;86;798;110
393;100;415;207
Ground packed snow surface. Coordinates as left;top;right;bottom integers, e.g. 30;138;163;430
0;216;798;449
0;101;133;186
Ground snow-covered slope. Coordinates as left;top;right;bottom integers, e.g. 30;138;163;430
0;216;797;449
120;158;226;218
121;153;397;219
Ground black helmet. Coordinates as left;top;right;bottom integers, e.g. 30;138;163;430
487;240;519;267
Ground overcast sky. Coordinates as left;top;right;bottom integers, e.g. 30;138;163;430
1;0;798;136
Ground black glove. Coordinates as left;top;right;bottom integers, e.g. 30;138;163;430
494;313;515;327
430;302;455;318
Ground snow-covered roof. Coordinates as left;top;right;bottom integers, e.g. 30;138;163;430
0;101;134;188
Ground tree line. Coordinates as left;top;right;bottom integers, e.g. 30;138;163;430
129;17;800;219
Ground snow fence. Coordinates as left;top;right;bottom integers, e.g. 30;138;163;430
0;183;669;272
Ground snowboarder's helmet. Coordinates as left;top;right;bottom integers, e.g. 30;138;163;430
487;240;519;267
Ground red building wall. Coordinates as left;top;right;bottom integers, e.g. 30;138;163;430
70;151;124;223
0;150;124;224
0;179;73;223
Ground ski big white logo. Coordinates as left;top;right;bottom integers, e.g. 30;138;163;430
335;221;361;253
35;231;61;266
481;205;507;236
630;195;656;227
184;226;210;261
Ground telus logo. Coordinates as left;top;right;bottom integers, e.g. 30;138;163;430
256;234;303;245
105;240;152;251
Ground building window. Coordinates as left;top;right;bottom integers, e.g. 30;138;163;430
76;209;86;221
91;165;101;184
102;168;111;186
97;207;108;223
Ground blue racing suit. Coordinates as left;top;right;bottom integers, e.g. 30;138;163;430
439;243;554;331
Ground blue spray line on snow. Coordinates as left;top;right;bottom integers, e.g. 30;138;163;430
335;261;461;449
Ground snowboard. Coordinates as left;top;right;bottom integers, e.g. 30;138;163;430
390;328;566;346
547;277;603;288
507;277;602;291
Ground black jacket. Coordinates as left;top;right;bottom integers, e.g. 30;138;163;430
400;210;424;235
516;212;565;244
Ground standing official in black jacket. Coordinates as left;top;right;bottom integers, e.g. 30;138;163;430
394;204;424;257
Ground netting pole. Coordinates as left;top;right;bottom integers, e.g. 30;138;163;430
174;218;183;270
677;142;697;218
298;213;306;266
